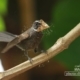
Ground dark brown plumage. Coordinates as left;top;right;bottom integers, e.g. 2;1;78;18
0;19;49;62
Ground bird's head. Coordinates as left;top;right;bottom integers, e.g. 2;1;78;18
32;19;49;32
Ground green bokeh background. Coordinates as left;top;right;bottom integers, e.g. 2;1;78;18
43;0;80;79
0;0;7;31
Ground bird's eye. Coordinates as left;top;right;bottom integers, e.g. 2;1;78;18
34;21;41;29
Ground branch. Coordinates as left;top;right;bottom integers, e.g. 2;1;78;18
0;23;80;80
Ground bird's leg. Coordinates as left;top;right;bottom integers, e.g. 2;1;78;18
24;50;33;63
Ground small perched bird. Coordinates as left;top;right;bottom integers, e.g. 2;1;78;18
0;19;49;62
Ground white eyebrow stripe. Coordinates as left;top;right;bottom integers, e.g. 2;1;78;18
33;28;38;31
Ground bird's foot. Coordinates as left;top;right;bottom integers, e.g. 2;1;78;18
27;57;33;64
24;51;33;64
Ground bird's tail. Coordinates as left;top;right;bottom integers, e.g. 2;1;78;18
0;32;17;42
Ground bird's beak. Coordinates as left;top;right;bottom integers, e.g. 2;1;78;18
37;19;50;32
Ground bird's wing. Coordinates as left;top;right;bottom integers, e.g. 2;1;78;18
0;32;17;42
1;32;29;53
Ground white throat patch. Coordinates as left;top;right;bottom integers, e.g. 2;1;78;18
32;27;38;31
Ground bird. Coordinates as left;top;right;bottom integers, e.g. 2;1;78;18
0;19;49;62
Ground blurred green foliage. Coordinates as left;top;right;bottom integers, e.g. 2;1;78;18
0;0;8;31
52;0;80;69
0;16;6;31
43;0;80;79
0;0;8;15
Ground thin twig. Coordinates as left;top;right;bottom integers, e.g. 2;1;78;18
0;23;80;80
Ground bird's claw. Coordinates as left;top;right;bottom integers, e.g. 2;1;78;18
28;57;33;63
